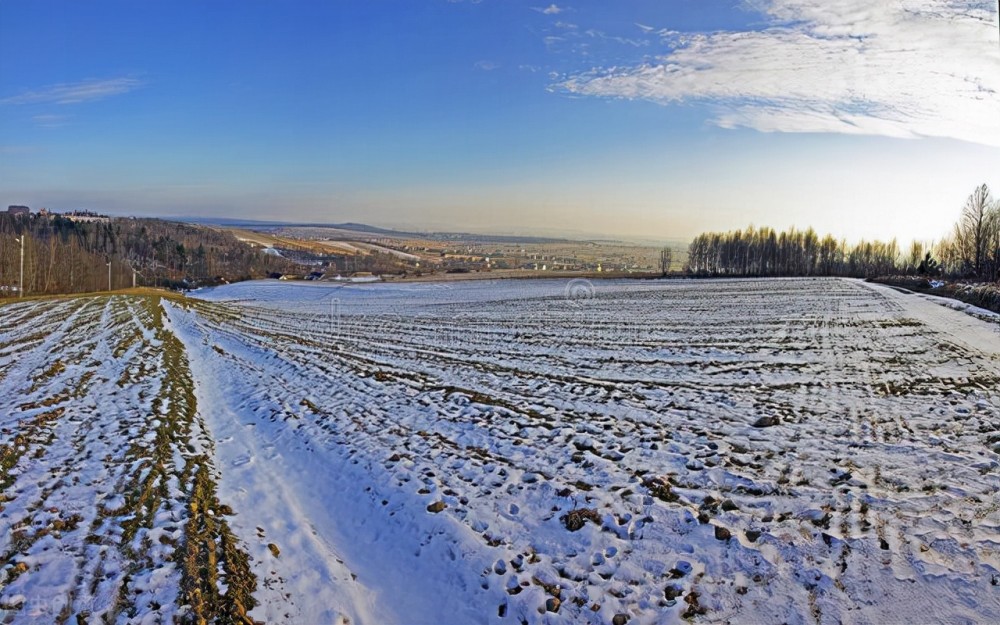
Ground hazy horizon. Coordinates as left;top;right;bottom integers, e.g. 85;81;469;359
2;1;999;244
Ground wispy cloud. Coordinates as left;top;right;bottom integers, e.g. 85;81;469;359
583;28;649;47
1;77;142;105
555;0;1000;146
543;35;567;49
534;4;565;15
474;60;501;71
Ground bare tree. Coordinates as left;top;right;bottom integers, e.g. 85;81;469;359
659;247;673;275
986;205;1000;281
954;184;993;278
906;240;924;275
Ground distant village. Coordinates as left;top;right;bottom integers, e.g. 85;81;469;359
6;205;111;223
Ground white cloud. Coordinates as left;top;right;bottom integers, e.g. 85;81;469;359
1;78;142;105
583;28;649;47
534;4;564;15
474;60;501;71
556;0;1000;146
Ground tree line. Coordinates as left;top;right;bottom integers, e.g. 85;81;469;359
686;184;1000;281
934;184;1000;281
0;215;300;296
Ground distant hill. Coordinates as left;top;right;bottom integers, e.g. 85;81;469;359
179;216;295;229
184;216;572;245
0;214;300;296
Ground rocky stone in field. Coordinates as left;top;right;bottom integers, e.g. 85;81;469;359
612;614;629;625
642;475;679;503
664;584;684;600
752;415;780;428
721;499;739;512
560;508;601;531
545;597;561;613
800;509;831;528
267;543;280;557
745;529;762;543
426;501;447;513
683;590;706;618
714;525;732;541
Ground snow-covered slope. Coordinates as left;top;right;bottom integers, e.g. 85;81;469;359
3;277;1000;623
0;295;256;622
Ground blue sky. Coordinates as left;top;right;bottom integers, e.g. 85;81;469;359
1;0;998;243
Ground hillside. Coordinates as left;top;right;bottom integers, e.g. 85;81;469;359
0;214;300;297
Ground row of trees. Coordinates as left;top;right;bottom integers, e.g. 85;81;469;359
686;184;1000;281
686;226;901;278
0;215;300;296
936;184;1000;281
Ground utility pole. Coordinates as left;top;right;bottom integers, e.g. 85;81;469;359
16;235;24;298
107;260;112;291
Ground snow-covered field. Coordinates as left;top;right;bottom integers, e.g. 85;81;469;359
3;277;1000;624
